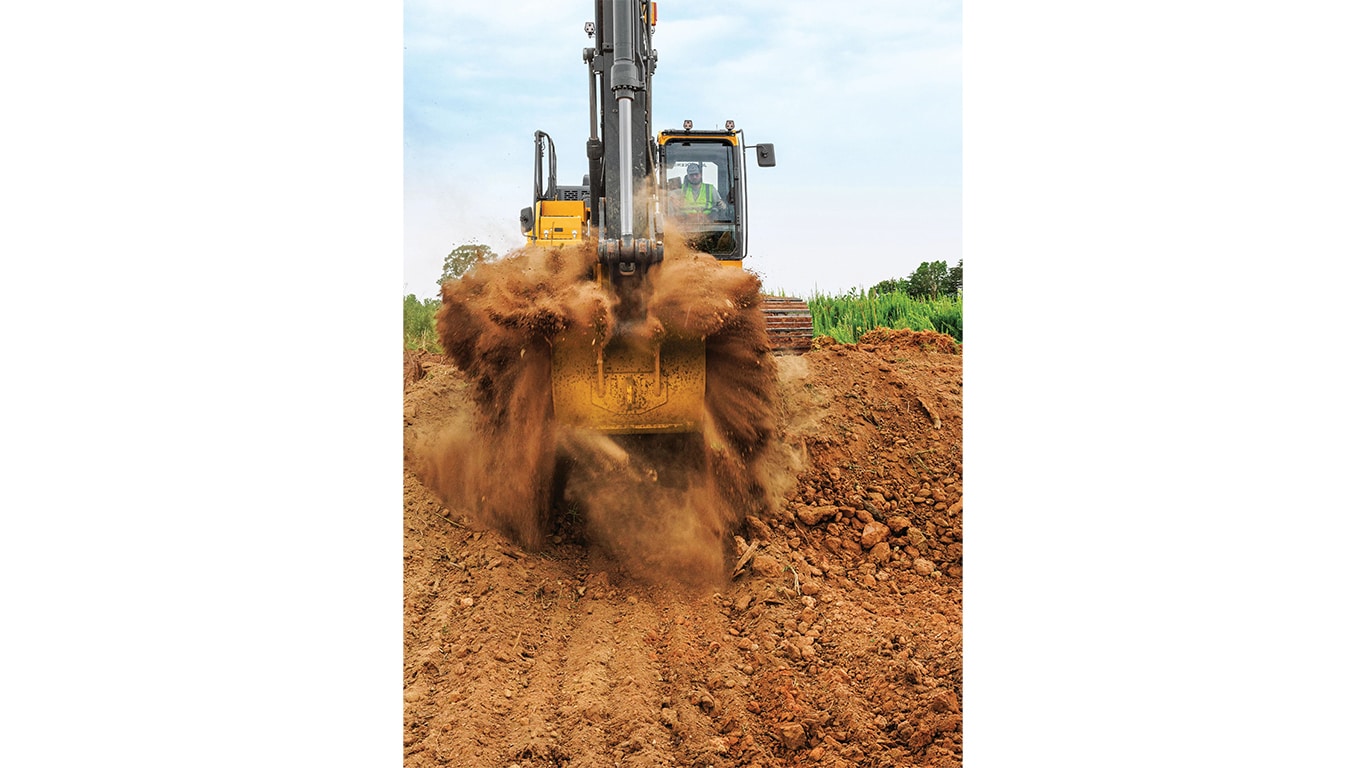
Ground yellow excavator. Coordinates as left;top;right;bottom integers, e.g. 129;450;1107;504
518;0;812;435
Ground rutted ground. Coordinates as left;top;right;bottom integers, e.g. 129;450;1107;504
403;328;963;767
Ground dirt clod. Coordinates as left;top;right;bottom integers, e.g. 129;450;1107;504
778;722;807;750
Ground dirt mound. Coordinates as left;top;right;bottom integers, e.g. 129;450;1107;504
403;317;963;766
857;328;960;355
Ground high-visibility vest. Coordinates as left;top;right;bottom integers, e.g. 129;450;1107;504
679;182;718;213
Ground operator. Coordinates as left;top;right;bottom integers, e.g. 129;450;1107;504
674;162;726;216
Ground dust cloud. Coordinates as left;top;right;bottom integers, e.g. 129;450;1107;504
413;237;789;583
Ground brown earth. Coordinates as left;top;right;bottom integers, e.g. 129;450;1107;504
401;317;963;768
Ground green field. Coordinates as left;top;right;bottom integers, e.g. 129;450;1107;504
808;290;962;344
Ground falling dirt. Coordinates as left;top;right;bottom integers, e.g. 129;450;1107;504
403;247;963;767
415;242;782;580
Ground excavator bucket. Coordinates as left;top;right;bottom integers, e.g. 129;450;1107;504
550;330;706;434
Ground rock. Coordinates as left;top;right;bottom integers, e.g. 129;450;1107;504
796;505;837;526
659;707;678;728
869;542;891;564
912;558;935;576
752;554;783;578
745;514;773;540
800;580;822;596
931;691;961;713
861;521;890;549
778;722;807;749
896;720;925;746
903;527;928;553
886;515;911;534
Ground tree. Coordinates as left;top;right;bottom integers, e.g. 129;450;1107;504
947;259;963;295
871;277;910;296
906;260;949;299
869;260;963;299
437;243;494;286
403;293;442;351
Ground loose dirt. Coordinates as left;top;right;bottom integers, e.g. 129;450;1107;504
402;251;963;767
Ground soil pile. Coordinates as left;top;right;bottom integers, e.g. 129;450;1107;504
403;255;964;766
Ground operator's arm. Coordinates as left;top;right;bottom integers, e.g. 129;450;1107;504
709;183;727;210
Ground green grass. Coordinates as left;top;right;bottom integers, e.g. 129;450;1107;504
808;290;962;345
404;294;443;352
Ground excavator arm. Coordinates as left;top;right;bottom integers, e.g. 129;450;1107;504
522;1;812;434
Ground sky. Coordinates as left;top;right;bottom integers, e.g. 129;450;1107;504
403;0;961;299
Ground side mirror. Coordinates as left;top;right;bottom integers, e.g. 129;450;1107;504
519;206;534;235
755;143;776;167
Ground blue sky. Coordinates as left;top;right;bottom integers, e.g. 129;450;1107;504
403;0;961;299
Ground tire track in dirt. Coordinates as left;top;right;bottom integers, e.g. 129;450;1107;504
404;485;731;767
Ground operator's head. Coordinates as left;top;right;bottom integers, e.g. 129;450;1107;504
686;162;702;182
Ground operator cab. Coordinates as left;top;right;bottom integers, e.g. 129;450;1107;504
659;130;754;260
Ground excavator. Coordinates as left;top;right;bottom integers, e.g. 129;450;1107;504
518;0;813;435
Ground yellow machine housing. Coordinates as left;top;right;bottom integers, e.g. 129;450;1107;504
526;200;588;246
659;131;739;148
